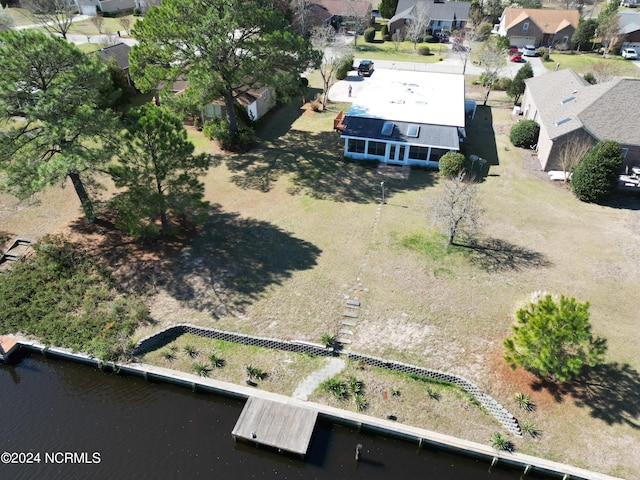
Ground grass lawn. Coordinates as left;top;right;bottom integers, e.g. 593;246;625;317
2;74;639;478
543;51;640;78
351;36;449;63
67;15;139;36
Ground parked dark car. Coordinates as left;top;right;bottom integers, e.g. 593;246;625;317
434;32;449;43
357;60;374;76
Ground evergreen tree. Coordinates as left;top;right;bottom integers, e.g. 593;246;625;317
507;62;533;105
108;104;212;239
0;30;118;222
504;294;607;382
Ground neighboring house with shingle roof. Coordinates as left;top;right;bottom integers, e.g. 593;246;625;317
336;71;466;166
520;68;640;171
497;8;579;48
388;0;469;37
617;10;640;48
96;43;133;87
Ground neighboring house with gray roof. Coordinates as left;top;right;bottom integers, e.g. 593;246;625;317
388;0;469;37
617;10;640;49
335;71;466;166
96;43;132;83
497;8;579;48
521;68;640;171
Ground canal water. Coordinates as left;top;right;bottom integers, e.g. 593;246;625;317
1;352;548;480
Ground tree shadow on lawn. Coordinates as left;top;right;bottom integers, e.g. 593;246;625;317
256;88;323;141
457;237;552;272
462;105;499;173
224;129;436;203
162;204;322;317
530;363;640;429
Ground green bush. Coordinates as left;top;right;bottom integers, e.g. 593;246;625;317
364;27;376;43
335;55;354;80
418;46;430;56
571;140;624;203
202;119;255;153
133;7;141;15
509;120;539;148
439;152;466;178
494;77;512;91
381;24;389;36
583;72;597;85
476;22;493;41
542;52;550;61
424;35;436;43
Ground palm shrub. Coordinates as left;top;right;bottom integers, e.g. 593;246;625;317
520;419;540;438
571;140;623;203
193;363;211;377
439;152;467;178
490;432;513;452
321;377;349;400
514;392;534;411
209;354;226;368
364;27;376;43
183;344;199;358
354;393;368;411
509;120;539;148
246;365;267;381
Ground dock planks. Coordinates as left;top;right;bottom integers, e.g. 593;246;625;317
232;397;318;457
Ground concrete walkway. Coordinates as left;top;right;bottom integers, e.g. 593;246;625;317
292;357;345;401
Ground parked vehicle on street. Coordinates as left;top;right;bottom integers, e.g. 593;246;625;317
510;52;523;62
434;32;449;43
523;45;537;57
357;60;374;76
622;47;638;59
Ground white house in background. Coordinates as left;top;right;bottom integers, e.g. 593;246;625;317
76;0;137;15
335;71;466;167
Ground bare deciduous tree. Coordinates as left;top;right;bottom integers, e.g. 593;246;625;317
346;0;371;48
557;135;593;182
292;0;315;36
119;17;132;36
453;27;479;75
392;31;402;51
405;3;432;50
312;27;350;110
91;14;104;34
23;0;76;39
597;14;620;57
432;173;482;245
477;37;507;105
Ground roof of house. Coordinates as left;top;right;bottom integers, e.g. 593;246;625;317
95;43;131;70
524;69;640;145
501;8;579;33
165;80;269;107
315;0;372;18
618;11;640;35
344;70;466;128
390;0;469;24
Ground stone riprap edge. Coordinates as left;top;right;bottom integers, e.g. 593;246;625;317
134;324;522;437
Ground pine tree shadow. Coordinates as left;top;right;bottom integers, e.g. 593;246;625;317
457;237;552;272
531;363;640;429
162;204;322;317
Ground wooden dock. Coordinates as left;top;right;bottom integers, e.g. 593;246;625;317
232;397;318;457
0;336;20;361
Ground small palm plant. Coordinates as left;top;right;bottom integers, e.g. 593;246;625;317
193;363;211;377
347;376;364;396
321;377;348;400
354;393;368;412
391;387;401;397
490;432;514;452
514;392;535;412
209;354;226;368
320;333;338;349
246;365;267;381
160;350;175;362
520;419;540;438
183;344;199;358
426;386;441;400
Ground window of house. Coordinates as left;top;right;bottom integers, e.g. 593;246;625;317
407;124;420;137
408;146;429;160
429;148;449;162
347;139;366;154
622;148;629;159
368;141;386;156
562;35;569;44
523;22;529;32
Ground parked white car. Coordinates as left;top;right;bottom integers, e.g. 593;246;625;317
622;47;638;60
523;45;537;57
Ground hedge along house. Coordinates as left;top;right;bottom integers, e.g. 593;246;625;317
336;71;466;167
